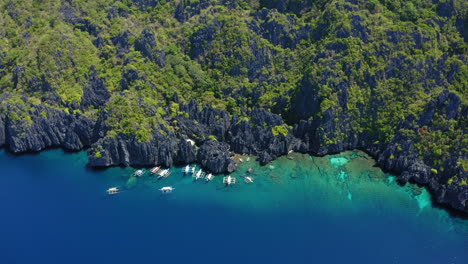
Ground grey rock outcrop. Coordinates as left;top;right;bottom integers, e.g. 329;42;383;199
0;114;5;146
197;140;236;173
2;104;94;152
81;68;111;109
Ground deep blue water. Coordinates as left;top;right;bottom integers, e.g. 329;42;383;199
0;149;467;264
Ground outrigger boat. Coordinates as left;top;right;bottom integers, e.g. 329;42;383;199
190;166;196;173
222;175;236;185
150;166;161;174
183;165;190;174
157;169;171;179
244;176;254;184
205;173;214;182
107;187;120;195
134;170;144;177
159;186;174;194
193;169;203;181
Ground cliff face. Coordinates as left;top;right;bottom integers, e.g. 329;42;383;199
0;103;94;152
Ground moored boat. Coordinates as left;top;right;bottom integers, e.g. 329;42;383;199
157;169;171;179
222;175;236;185
205;173;214;182
150;166;161;174
244;176;254;184
159;186;174;194
107;187;120;195
193;169;203;180
183;165;190;174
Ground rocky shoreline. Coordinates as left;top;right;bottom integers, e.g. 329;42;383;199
0;91;466;215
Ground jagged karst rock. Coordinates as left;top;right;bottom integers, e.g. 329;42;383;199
6;1;20;21
197;140;236;174
189;23;219;60
259;0;312;14
107;5;129;19
250;9;311;49
0;54;5;79
175;0;211;22
120;68;144;90
111;30;132;53
135;28;157;60
287;77;321;123
12;65;25;89
60;4;100;36
89;133;178;167
130;0;160;10
93;36;105;49
3;104;94;152
81;68;111;109
175;138;198;164
25;76;63;105
419;90;461;126
0;114;5;146
134;28;166;67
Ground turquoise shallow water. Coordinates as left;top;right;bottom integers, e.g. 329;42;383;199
0;149;467;263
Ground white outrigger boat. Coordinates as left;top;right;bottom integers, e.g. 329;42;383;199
159;186;174;194
157;169;171;179
222;175;236;185
150;166;161;174
205;173;214;182
134;170;145;177
193;169;203;181
107;187;120;195
190;166;196;173
244;176;254;184
183;165;190;174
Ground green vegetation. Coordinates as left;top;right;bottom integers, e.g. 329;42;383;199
0;0;466;177
448;175;468;186
95;151;102;158
272;125;289;136
458;158;468;171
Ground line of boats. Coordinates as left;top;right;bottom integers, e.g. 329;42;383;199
107;164;255;195
183;165;214;182
132;166;172;179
